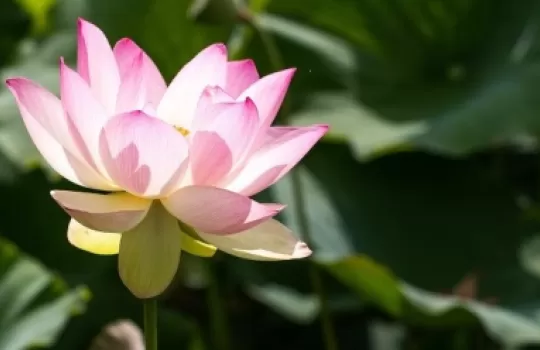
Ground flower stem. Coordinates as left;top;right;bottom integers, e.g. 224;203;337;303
143;298;158;350
244;10;339;350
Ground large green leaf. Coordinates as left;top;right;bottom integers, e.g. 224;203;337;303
0;237;88;350
325;256;540;348
253;0;540;158
269;142;540;338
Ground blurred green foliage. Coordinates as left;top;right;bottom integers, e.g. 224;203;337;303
2;0;540;349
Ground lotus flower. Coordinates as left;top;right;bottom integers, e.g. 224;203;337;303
5;18;327;298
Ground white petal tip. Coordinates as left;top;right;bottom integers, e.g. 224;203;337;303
293;241;312;259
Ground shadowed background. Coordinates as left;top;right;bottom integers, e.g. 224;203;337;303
1;0;540;349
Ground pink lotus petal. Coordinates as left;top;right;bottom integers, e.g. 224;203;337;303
226;125;328;196
161;186;284;234
5;78;114;190
225;59;259;98
190;98;258;185
77;18;120;113
52;190;151;232
115;51;146;114
189;132;232;186
60;61;110;178
238;68;295;145
198;219;311;261
113;38;167;109
191;86;235;131
99;110;189;197
157;44;227;128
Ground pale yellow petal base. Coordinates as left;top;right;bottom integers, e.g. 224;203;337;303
68;219;121;255
178;221;217;257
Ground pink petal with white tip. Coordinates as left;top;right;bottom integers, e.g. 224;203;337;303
225;59;259;98
115;52;147;114
51;190;151;232
99;110;189;198
113;38;167;109
162;186;284;235
77;18;120;113
60;61;110;178
226;125;328;196
191;86;235;131
190;98;259;185
238;68;295;136
157;44;228;128
5;78;114;190
198;219;312;261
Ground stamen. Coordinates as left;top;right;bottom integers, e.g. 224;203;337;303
175;126;190;137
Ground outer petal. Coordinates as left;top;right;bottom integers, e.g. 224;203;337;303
51;190;151;232
237;68;295;142
5;78;113;190
225;59;259;98
60;61;110;178
226;125;328;196
99;110;189;197
190;98;259;185
119;202;181;298
162;186;284;235
67;219;121;255
77;19;120;113
197;219;311;261
113;38;167;109
157;44;227;127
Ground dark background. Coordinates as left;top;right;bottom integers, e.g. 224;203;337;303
1;0;540;349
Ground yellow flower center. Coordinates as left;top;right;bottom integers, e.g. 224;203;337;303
175;126;190;137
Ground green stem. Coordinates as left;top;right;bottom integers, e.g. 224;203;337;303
143;298;158;350
206;260;231;350
245;10;339;350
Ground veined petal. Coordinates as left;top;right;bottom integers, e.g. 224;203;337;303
113;38;167;109
225;60;259;98
67;219;121;255
190;98;259;185
119;202;181;299
162;186;284;235
157;44;227;127
226;125;328;196
77;18;120;113
198;219;311;261
51;190;151;232
5;78;113;190
60;61;111;178
99;110;189;197
237;68;295;138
